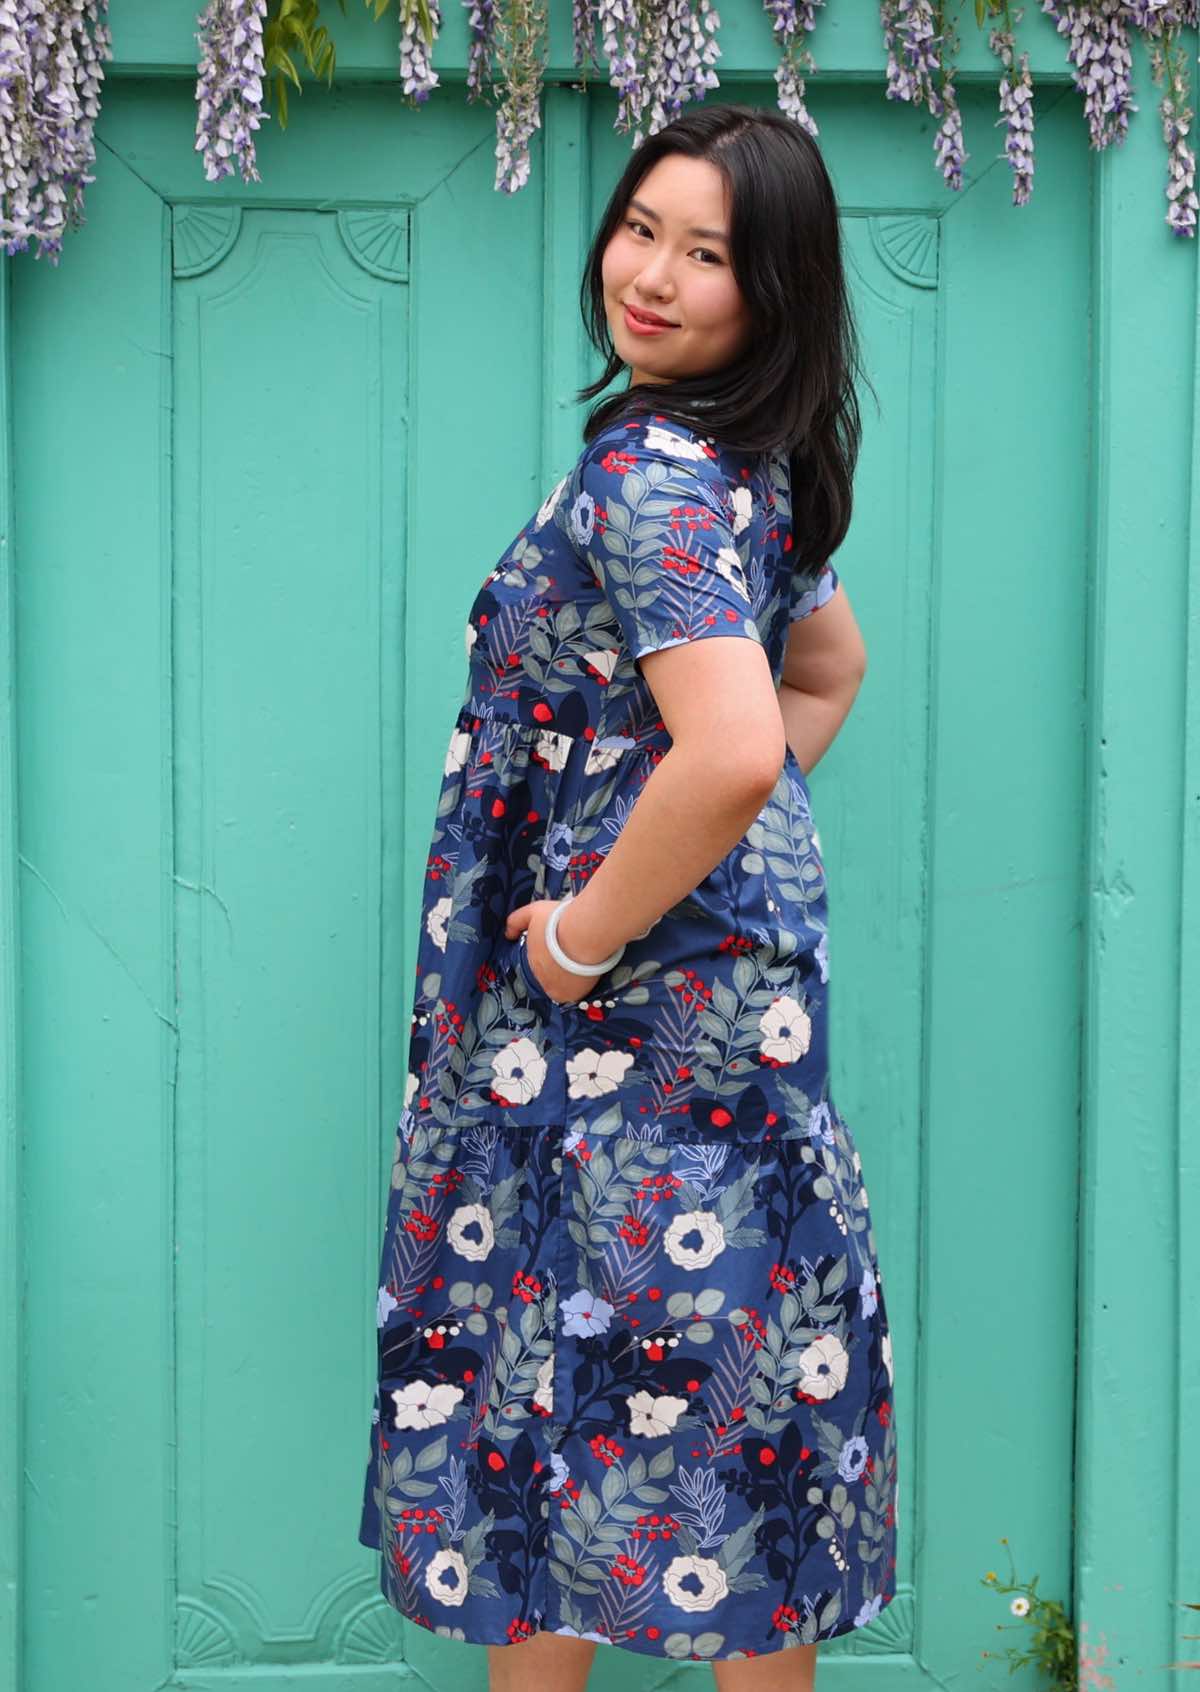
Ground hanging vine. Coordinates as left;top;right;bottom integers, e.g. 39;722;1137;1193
1;0;1198;261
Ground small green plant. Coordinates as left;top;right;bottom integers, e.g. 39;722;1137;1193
979;1539;1078;1692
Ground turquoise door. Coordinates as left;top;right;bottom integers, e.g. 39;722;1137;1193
9;61;1095;1692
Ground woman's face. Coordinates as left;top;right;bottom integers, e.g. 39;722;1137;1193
601;153;752;387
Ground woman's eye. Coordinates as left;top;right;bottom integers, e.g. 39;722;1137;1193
627;219;650;237
695;248;721;264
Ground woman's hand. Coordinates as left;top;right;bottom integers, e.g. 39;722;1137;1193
504;899;604;1007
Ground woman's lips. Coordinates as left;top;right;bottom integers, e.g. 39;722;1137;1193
623;303;677;336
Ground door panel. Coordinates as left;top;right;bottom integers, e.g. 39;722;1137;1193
13;76;1088;1692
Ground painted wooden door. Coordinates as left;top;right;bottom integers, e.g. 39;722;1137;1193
10;69;1089;1692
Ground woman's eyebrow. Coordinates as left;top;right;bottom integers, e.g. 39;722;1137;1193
627;196;730;244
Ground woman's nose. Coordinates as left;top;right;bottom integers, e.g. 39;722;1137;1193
635;260;673;298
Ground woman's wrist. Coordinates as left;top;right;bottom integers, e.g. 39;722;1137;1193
555;893;625;968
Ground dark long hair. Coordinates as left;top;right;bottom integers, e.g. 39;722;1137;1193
576;103;874;579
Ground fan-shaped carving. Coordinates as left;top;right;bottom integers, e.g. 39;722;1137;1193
172;205;243;278
869;216;939;289
176;1598;239;1665
337;1595;405;1662
337;209;412;282
823;1584;914;1652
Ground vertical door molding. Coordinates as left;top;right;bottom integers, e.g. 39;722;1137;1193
541;86;592;482
1076;52;1200;1684
0;246;22;1692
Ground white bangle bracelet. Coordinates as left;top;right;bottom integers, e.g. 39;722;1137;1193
544;892;627;976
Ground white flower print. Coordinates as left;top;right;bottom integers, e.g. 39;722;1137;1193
444;726;472;775
730;484;753;534
389;1380;465;1430
583;647;620;686
584;735;635;775
491;1035;549;1107
536;474;568;528
714;545;752;603
662;1553;729;1612
569;490;596;546
643;423;711;462
663;1209;726;1270
533;1353;554;1414
566;1047;636;1100
759;994;812;1064
464;620;477;660
446;1201;495;1261
882;1328;894;1385
404;1072;419;1108
859;1266;878;1318
377;1284;398;1328
795;1332;849;1400
424;1546;469;1606
427;894;453;952
548;1451;571;1492
627;1389;689;1436
535;728;571;772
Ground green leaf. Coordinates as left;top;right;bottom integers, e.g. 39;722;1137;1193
414;1434;449;1472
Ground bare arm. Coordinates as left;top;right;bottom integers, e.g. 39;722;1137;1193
557;635;785;962
775;581;868;774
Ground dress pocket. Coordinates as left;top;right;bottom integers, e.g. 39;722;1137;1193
514;931;559;1009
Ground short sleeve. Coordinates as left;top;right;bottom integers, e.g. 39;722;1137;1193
566;423;764;660
788;561;840;622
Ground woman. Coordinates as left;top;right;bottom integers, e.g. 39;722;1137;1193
358;102;898;1690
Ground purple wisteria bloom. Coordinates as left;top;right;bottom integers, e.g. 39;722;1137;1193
194;0;268;186
763;0;825;134
0;0;113;262
398;0;442;104
1040;0;1136;150
880;0;941;107
880;0;967;190
1129;0;1199;236
463;0;498;97
989;23;1035;207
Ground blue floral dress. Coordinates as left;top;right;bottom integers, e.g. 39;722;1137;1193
357;412;899;1660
